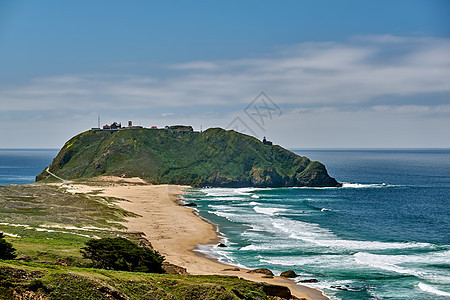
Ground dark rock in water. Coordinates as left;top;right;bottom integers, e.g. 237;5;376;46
280;270;298;278
247;268;274;276
183;202;197;207
262;285;292;298
222;267;240;271
217;243;227;248
299;279;319;283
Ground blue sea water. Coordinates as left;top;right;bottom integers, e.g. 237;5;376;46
0;149;58;186
183;149;450;300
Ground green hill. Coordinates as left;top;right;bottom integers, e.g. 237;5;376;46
36;127;340;187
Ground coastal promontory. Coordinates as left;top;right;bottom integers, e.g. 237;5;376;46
36;127;340;187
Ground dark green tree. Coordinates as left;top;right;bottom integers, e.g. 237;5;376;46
81;237;164;273
0;233;17;260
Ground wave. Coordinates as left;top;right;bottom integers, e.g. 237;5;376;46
418;282;450;297
253;206;287;216
272;218;432;251
341;182;397;188
240;244;264;251
354;252;424;276
354;251;450;284
202;188;241;197
201;187;267;199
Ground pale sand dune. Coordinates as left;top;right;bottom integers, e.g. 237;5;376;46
68;178;327;300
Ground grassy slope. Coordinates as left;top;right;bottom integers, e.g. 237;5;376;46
0;184;137;266
36;128;339;187
0;261;295;300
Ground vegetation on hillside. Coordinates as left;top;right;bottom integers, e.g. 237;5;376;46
0;184;138;267
0;233;16;260
36;127;340;187
0;261;299;300
81;237;165;273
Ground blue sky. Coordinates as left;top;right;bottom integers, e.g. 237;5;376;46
1;0;449;148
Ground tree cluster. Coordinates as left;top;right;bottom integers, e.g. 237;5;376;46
0;233;16;260
81;237;164;273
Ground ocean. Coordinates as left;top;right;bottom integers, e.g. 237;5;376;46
182;149;450;299
1;149;449;299
0;149;59;186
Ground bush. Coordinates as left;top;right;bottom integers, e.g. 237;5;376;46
0;233;17;260
81;237;164;273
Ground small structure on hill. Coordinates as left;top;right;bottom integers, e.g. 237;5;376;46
263;137;273;146
102;122;122;130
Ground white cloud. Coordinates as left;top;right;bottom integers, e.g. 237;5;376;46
170;61;219;70
1;35;449;148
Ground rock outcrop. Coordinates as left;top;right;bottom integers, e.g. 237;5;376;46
247;268;274;276
280;270;298;278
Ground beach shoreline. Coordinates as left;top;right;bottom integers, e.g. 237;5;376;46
64;177;328;300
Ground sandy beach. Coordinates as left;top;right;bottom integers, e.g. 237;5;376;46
65;177;328;300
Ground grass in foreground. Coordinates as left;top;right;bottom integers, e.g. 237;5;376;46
0;261;298;300
0;184;140;267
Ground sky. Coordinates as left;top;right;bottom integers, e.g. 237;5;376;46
1;0;449;149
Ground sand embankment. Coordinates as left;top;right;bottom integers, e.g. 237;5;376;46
65;177;328;300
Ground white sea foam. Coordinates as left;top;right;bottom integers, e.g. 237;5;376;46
354;252;424;276
208;211;238;221
354;251;450;284
271;218;432;251
240;244;262;251
208;204;238;211
235;187;269;194
341;182;394;188
249;201;260;206
418;282;450;297
202;188;238;197
253;206;287;215
251;194;260;199
201;187;270;198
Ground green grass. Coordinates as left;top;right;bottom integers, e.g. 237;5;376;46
0;261;290;300
0;184;140;267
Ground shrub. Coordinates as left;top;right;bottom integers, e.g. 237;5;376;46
0;233;17;260
81;237;164;273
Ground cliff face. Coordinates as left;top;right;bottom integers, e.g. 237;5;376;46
36;128;340;187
